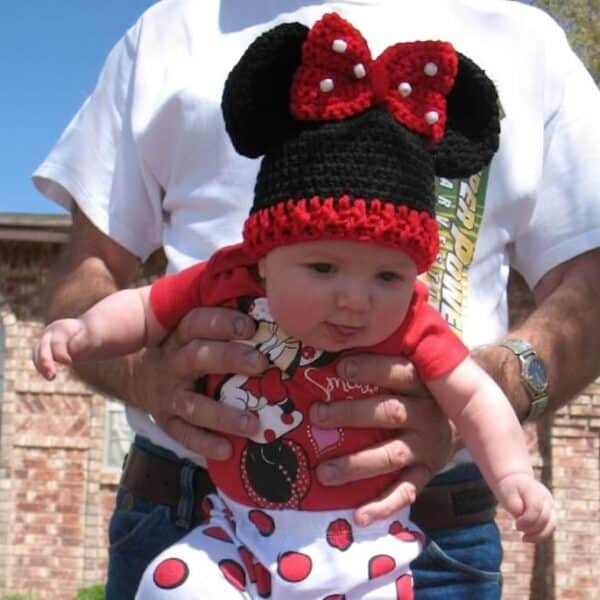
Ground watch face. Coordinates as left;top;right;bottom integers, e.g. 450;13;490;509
525;358;548;393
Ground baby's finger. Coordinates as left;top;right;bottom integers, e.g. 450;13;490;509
49;334;73;366
515;498;543;533
520;498;556;543
33;335;56;380
522;513;556;543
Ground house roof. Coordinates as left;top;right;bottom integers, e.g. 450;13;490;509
0;212;71;243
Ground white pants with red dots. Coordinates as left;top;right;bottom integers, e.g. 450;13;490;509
136;492;424;599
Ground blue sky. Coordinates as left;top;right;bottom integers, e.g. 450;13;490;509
1;1;155;214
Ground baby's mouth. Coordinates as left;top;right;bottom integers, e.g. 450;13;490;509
325;322;365;338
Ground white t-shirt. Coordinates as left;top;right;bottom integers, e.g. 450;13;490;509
34;0;600;462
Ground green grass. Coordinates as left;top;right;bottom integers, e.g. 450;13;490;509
75;585;105;600
0;584;105;600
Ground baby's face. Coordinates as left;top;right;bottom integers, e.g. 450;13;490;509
258;240;418;352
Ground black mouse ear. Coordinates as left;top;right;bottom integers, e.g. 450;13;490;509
431;53;500;178
222;22;309;158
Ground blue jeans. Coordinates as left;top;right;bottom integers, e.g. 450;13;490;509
107;439;502;599
412;463;502;599
106;437;198;600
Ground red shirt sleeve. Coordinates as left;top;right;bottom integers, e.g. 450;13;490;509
369;281;469;381
149;243;264;331
401;281;469;380
149;261;208;330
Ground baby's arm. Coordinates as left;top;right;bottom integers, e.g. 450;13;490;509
427;357;555;542
34;285;167;380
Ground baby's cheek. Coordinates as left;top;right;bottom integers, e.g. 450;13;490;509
270;296;318;338
383;295;412;327
266;292;296;324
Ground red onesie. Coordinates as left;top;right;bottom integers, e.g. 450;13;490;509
150;243;469;512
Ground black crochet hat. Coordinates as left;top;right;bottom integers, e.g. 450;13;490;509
222;13;500;273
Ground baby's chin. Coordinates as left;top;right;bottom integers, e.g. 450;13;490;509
298;329;387;354
290;334;349;353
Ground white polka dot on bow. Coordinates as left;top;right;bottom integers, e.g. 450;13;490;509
398;82;412;97
424;62;438;77
320;78;334;93
332;39;347;53
425;111;439;125
353;63;366;79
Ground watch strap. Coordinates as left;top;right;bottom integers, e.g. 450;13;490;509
499;338;549;423
526;394;549;422
499;338;531;356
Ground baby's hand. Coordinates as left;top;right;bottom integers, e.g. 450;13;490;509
496;473;555;543
33;318;87;381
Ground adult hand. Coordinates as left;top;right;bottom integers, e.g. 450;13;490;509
308;353;457;526
130;305;269;460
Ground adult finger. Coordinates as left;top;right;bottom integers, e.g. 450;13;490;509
170;306;258;348
159;389;260;439
310;392;436;431
336;353;426;395
165;338;269;379
315;430;434;485
352;464;433;526
161;417;234;461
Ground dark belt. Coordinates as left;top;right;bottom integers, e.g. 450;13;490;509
410;477;497;531
120;444;216;511
120;444;496;531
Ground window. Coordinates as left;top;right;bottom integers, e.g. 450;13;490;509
104;401;134;469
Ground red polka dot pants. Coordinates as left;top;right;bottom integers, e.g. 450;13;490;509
136;493;424;599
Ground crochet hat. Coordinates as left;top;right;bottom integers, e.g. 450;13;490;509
222;13;500;273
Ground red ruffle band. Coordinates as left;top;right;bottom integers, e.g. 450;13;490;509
243;195;439;273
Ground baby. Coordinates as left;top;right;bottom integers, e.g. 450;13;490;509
34;14;554;600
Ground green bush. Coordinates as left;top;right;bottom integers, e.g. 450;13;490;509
75;585;105;600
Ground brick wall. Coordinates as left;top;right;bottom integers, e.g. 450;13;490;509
496;400;600;600
0;241;120;598
497;272;600;600
0;240;598;598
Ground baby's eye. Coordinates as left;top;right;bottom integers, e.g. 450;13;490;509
307;263;334;274
378;271;401;282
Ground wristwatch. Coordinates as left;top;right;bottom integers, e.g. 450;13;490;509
499;339;549;423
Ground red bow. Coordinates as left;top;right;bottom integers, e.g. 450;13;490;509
290;13;458;142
